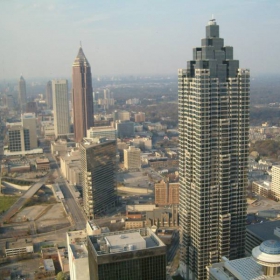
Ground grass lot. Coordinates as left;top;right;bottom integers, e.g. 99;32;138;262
0;196;18;213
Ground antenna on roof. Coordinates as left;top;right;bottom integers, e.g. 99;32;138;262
80;41;82;48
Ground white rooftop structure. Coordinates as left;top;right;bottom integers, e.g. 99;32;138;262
252;240;280;268
105;232;146;253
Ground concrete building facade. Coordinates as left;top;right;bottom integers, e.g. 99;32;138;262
123;146;141;170
179;19;250;279
271;165;280;201
52;79;70;138
22;113;37;149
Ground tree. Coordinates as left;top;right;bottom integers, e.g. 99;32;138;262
57;271;65;280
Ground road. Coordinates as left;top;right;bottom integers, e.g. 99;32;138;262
59;179;86;230
167;230;179;263
0;177;47;224
42;139;87;230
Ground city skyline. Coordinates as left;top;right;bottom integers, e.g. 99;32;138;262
178;19;249;279
1;0;280;79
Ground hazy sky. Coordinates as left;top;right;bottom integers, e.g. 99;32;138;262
1;0;280;79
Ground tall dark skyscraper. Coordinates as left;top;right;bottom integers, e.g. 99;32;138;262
178;19;250;279
72;47;94;143
18;75;27;110
46;80;53;109
80;139;117;219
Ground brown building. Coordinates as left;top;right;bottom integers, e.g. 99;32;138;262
125;220;145;229
155;180;179;206
35;157;50;170
134;112;145;123
72;47;94;143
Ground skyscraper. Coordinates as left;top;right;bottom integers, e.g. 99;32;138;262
46;80;53;109
80;138;117;219
178;19;250;279
18;75;27;110
72;47;94;143
52;79;70;138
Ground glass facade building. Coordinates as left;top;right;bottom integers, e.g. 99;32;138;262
80;139;117;219
87;228;166;280
178;19;250;279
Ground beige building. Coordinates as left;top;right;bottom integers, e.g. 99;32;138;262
134;112;145;123
67;230;89;280
131;137;152;150
155;180;179;206
124;146;141;170
118;110;130;121
271;165;280;201
22;113;37;149
87;126;116;140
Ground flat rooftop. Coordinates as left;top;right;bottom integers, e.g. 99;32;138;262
225;257;264;280
81;138;115;149
105;232;146;251
89;228;165;256
6;239;32;249
67;230;87;239
247;220;280;241
43;259;55;272
69;243;88;259
36;158;50;164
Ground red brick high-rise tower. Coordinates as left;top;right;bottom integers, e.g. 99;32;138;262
72;47;94;143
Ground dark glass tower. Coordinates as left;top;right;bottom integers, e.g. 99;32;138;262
72;47;94;143
178;19;250;279
18;75;27;110
80;139;117;219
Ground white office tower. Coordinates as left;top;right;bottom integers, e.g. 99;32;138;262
179;19;250;279
124;146;141;171
52;79;70;138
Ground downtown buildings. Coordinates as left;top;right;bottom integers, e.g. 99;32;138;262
72;47;94;143
178;19;250;279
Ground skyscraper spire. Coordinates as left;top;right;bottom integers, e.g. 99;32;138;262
72;46;94;143
73;46;90;67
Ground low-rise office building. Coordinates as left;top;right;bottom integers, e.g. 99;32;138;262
87;228;166;280
5;239;33;257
